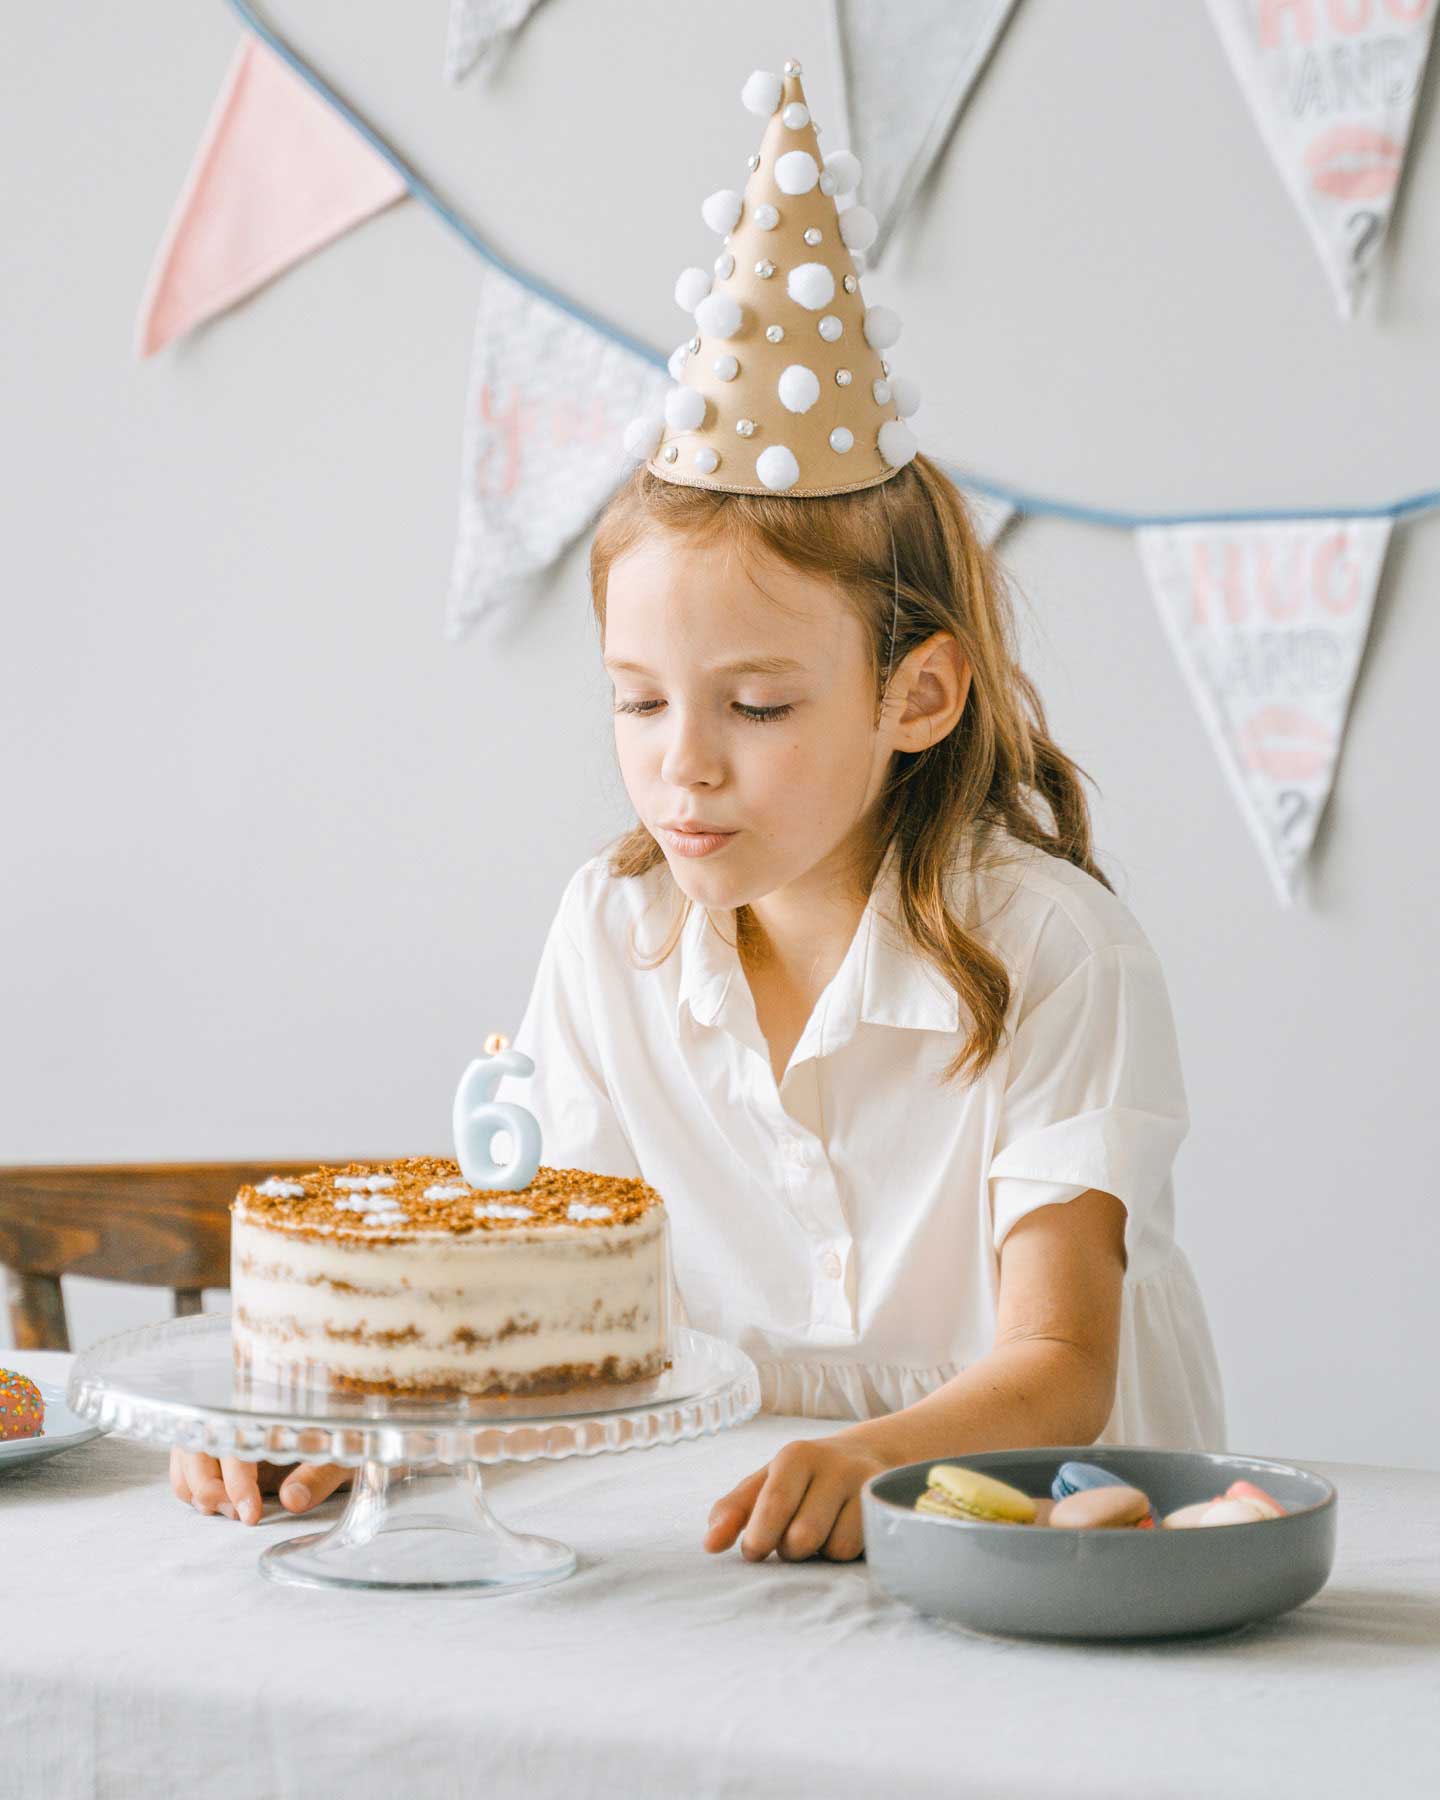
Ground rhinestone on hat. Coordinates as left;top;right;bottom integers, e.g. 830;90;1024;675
687;336;700;353
662;444;679;462
830;427;853;453
747;153;760;172
873;379;892;405
804;227;822;246
784;58;802;75
835;368;852;386
695;446;720;473
818;314;842;342
713;353;739;380
714;251;735;278
754;203;779;230
766;324;785;343
755;259;776;279
736;418;757;437
843;274;858;294
783;102;810;129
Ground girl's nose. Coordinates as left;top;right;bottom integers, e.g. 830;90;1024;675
659;707;726;790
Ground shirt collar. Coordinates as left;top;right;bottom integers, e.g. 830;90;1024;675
674;848;962;1040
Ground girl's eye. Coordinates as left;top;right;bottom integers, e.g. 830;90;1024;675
612;699;795;723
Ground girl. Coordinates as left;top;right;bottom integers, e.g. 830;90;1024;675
172;454;1226;1551
172;58;1225;1552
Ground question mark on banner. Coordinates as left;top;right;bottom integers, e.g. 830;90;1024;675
451;1032;543;1192
1276;790;1310;842
1346;209;1383;269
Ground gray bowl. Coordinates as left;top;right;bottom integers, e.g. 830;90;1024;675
862;1445;1337;1642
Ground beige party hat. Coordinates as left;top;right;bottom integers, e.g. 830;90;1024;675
623;58;919;498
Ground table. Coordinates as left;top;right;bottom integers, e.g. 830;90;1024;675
3;1349;1439;1799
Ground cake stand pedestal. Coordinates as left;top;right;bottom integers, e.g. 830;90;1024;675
67;1313;761;1594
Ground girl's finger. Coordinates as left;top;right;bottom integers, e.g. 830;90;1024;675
278;1462;353;1512
169;1447;194;1504
186;1457;232;1518
820;1493;866;1563
741;1452;817;1562
220;1456;266;1526
703;1468;767;1552
778;1462;855;1562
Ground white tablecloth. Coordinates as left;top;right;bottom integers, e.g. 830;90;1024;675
3;1349;1438;1799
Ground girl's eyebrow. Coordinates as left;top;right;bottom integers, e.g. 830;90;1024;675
603;655;805;676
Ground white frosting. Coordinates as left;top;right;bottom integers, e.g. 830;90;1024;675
566;1201;614;1221
473;1201;535;1219
256;1178;306;1199
333;1175;397;1192
423;1184;473;1200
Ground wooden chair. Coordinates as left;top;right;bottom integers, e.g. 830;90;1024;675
0;1163;328;1352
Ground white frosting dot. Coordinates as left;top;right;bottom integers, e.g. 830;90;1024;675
474;1201;535;1220
333;1175;397;1192
567;1201;614;1221
256;1178;305;1199
423;1184;473;1200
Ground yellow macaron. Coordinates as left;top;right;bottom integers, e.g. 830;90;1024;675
915;1463;1038;1525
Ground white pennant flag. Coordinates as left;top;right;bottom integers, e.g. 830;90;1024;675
444;0;549;85
829;0;1020;266
1206;0;1437;319
1136;517;1391;906
446;267;668;640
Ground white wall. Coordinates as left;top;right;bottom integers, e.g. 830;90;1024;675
5;1;1437;1468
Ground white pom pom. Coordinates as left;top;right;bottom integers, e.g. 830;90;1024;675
774;150;820;196
667;344;690;381
674;267;712;313
863;305;902;350
741;70;783;116
890;375;921;418
665;386;707;431
694;291;743;339
838;206;877;253
777;364;820;414
756;445;801;491
819;171;837;196
694;446;720;474
623;416;663;461
824;150;862;196
878;420;917;469
787;262;835;311
701;189;744;235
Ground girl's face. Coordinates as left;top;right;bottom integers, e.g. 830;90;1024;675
602;530;899;911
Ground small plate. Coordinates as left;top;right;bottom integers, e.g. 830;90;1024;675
0;1379;106;1474
862;1445;1337;1642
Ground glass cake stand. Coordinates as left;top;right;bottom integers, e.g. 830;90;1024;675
67;1313;761;1594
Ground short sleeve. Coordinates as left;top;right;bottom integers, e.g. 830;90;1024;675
491;871;643;1181
987;941;1189;1268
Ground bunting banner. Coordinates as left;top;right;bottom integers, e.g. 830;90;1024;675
963;489;1019;547
135;37;406;357
1136;517;1392;905
829;0;1019;268
444;0;550;85
446;267;669;641
1206;0;1437;320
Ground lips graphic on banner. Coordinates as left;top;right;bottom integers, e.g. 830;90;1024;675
830;0;1020;268
1136;517;1392;906
446;265;669;640
1206;0;1437;319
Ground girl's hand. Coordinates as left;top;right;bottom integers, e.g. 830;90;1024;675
703;1435;892;1562
169;1447;352;1524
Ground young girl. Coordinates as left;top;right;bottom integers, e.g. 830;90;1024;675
172;59;1225;1555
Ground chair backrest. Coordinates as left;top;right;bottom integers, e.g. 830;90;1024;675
0;1163;325;1351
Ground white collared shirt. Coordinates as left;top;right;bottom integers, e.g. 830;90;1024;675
495;828;1227;1450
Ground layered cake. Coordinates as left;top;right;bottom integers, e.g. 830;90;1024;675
230;1157;672;1400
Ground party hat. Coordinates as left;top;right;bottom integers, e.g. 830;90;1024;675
622;58;920;498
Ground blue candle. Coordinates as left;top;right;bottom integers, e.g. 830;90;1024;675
451;1032;542;1192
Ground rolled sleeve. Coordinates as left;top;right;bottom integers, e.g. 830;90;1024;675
988;942;1189;1266
492;871;643;1180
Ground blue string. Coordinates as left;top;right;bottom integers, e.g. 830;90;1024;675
221;0;1440;534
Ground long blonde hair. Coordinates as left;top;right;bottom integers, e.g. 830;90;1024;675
588;453;1112;1083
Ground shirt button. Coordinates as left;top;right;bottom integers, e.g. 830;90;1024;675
820;1250;842;1280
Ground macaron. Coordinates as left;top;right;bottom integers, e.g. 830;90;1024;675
1224;1479;1286;1519
1049;1484;1154;1529
1161;1500;1219;1529
1052;1461;1156;1525
1197;1497;1270;1527
915;1463;1037;1525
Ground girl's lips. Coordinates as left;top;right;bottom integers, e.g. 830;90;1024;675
660;826;739;858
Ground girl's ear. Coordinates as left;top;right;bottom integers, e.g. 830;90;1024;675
893;633;970;752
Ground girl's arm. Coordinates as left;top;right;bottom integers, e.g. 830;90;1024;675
832;1186;1128;1465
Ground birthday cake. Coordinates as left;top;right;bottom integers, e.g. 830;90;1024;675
230;1157;672;1400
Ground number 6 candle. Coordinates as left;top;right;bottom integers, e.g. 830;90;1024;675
451;1031;543;1191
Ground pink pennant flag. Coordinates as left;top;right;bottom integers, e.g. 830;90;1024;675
135;37;407;357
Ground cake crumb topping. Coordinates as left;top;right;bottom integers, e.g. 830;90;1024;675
234;1156;662;1237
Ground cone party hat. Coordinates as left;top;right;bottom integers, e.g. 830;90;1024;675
622;58;919;498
